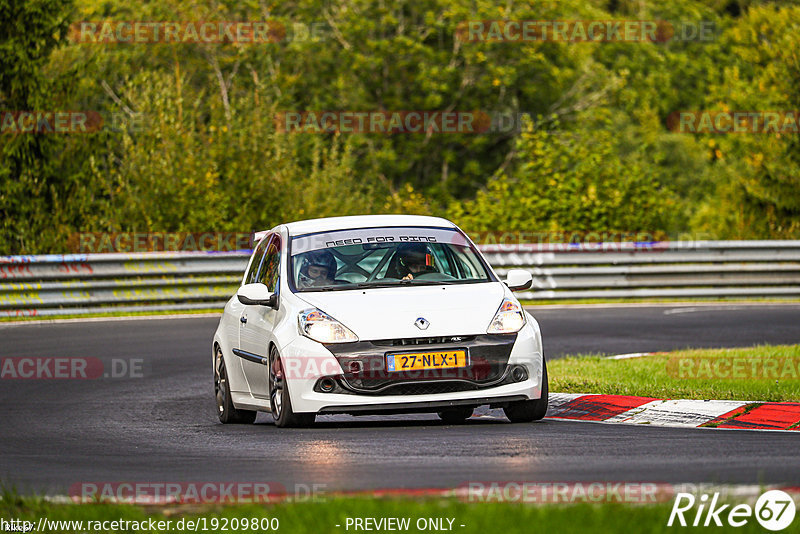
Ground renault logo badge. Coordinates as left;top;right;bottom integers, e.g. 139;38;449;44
414;317;430;330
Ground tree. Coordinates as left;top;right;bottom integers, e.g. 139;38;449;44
0;0;79;253
450;113;684;235
693;6;800;238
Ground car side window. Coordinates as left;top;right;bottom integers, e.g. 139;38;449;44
244;237;269;285
258;236;281;292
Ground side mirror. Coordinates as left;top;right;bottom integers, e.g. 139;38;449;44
237;283;278;309
505;269;532;291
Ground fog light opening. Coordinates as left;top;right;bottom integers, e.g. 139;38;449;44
511;365;528;382
319;378;336;393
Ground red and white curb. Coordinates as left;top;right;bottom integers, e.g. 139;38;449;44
546;393;800;431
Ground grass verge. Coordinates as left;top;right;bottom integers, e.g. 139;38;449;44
549;344;800;402
0;493;777;534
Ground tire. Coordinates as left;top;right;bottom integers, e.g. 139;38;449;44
438;406;474;424
269;346;316;428
215;346;257;424
503;359;549;423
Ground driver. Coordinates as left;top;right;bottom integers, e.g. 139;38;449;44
396;243;437;280
298;250;336;288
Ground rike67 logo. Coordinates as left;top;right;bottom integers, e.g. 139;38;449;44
668;490;796;531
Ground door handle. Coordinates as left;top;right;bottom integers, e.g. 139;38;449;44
240;315;247;324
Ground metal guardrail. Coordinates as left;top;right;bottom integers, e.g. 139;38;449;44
2;241;800;317
485;240;800;300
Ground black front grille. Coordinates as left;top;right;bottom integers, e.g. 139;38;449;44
378;381;480;395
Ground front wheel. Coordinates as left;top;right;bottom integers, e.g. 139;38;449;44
504;359;549;423
215;346;257;424
269;346;315;428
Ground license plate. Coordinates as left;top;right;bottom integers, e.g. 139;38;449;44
386;350;467;372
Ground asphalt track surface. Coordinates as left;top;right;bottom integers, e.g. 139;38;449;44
1;304;799;495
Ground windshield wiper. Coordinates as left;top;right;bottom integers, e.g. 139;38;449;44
302;279;473;292
358;279;462;288
311;286;348;291
354;281;404;289
402;280;461;285
298;282;403;291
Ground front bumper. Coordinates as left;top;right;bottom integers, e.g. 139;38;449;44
280;320;544;414
322;333;518;395
317;395;529;416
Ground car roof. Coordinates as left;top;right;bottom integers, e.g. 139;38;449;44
257;215;457;240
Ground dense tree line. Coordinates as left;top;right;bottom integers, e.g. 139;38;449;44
1;0;799;253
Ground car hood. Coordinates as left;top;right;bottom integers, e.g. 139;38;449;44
294;282;507;340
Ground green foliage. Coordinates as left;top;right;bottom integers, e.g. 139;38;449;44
692;6;800;238
1;0;799;253
0;0;84;253
85;67;428;234
451;114;695;234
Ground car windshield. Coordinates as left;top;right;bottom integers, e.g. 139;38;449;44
289;227;493;292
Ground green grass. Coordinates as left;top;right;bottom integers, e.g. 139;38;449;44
0;493;779;534
550;344;800;402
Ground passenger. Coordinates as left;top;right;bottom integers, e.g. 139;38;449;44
393;243;437;280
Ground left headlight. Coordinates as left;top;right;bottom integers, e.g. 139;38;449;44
298;308;359;343
487;298;526;334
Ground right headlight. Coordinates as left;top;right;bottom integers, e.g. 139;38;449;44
487;298;526;334
298;308;359;343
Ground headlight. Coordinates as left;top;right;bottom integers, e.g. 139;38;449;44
298;308;358;343
487;298;526;334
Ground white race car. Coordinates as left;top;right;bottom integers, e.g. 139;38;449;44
212;215;547;427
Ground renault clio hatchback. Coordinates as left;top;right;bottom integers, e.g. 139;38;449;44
212;215;547;427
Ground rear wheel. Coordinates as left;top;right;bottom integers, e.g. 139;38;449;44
215;346;257;424
437;406;474;424
504;359;549;423
269;346;315;428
